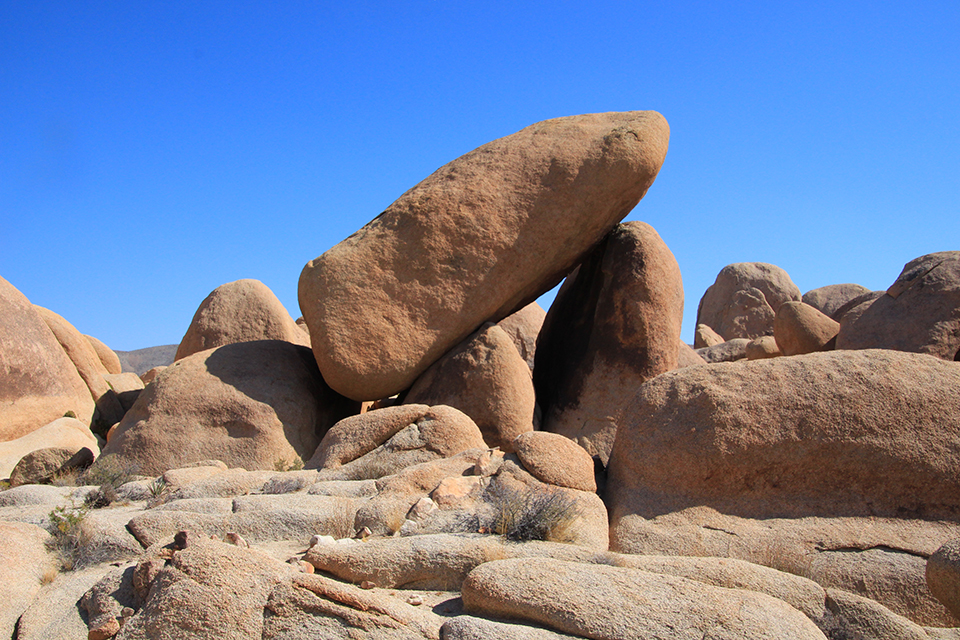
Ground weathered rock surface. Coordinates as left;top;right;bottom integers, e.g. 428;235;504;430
16;564;113;640
36;305;126;428
774;301;840;355
85;334;123;375
101;340;359;475
694;323;724;348
512;431;595;492
497;302;546;373
309;405;486;481
608;350;960;523
695;337;750;363
299;111;670;401
696;262;801;340
0;521;55;639
928;539;960;620
405;324;535;451
0;416;99;479
175;278;310;361
678;340;707;367
825;588;931;640
745;335;780;359
802;283;872;320
0;276;95;440
837;252;960;361
8;445;94;487
441;616;581;640
533;221;683;464
461;557;828;639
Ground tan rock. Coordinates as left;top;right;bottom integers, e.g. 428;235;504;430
533;222;683;464
461;557;827;639
0;276;95;440
0;417;99;479
35;305;125;429
101;340;359;476
512;431;595;492
837;252;960;361
802;283;872;320
9;445;94;487
102;372;144;413
677;340;707;367
497;301;546;373
175;278;310;361
608;350;960;523
774;301;840;355
299;111;670;401
928;539;960;620
139;366;166;385
745;335;781;360
694;323;724;348
0;521;56;639
84;334;122;375
405;324;535;451
825;589;929;640
695;337;750;363
696;262;801;340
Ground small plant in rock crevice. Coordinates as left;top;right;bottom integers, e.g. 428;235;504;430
273;457;305;472
491;483;582;543
46;500;90;570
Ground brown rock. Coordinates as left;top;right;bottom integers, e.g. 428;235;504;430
88;616;120;640
299;111;670;401
0;417;99;479
837;252;960;361
84;335;122;375
101;340;359;476
695;337;751;363
694;323;723;348
512;431;595;492
607;350;960;524
405;323;535;451
139;366;166;385
774;301;840;355
497;302;546;373
696;262;801;340
175;279;310;361
102;372;145;413
35;305;125;429
0;276;95;440
9;446;94;487
533;222;683;464
928;539;960;620
745;335;781;360
461;557;827;640
677;341;707;367
802;283;872;320
824;589;930;640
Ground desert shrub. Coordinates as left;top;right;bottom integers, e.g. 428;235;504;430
47;500;90;570
492;484;582;543
273;457;304;472
81;454;139;507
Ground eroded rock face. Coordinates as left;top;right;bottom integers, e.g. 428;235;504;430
696;262;801;340
101;340;359;476
534;221;683;464
175;279;310;361
299;111;670;401
404;324;535;451
607;350;960;523
836;251;960;361
0;276;95;440
0;416;99;479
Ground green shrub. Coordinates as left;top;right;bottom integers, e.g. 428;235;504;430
47;501;90;570
273;457;304;472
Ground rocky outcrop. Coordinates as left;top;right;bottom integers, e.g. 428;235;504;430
928;539;960;620
0;276;95;440
607;350;960;523
696;262;801;340
837;252;960;361
404;324;535;451
0;416;99;479
101;340;359;475
175;279;310;361
695;337;750;363
299;111;670;401
533;221;683;463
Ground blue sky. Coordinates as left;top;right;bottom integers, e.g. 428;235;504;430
2;1;958;351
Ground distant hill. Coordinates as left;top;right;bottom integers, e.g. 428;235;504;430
115;345;178;375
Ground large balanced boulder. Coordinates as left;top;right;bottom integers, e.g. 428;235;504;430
0;276;95;440
404;323;535;451
101;340;359;475
175;279;310;361
607;349;960;525
299;111;670;401
696;262;801;340
837;251;960;361
534;221;683;464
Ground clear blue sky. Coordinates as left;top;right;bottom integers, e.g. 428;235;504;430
3;1;958;351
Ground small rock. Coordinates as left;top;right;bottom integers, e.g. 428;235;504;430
406;595;424;606
87;617;120;640
309;534;335;548
173;530;191;550
360;580;376;589
224;532;248;548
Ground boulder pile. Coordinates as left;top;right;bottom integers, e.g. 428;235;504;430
2;111;959;639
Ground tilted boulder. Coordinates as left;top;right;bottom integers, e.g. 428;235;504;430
101;340;359;476
607;350;960;524
497;301;546;373
774;301;840;356
696;262;801;340
0;276;95;440
404;323;535;451
534;221;683;464
175;278;310;361
837;251;960;361
299;111;670;400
